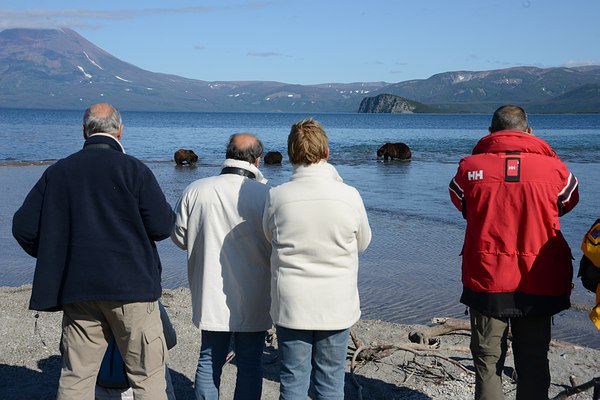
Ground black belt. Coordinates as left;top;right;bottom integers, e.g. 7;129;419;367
220;167;256;180
84;143;113;150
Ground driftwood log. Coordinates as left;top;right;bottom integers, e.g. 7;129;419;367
408;317;470;345
236;319;596;400
349;318;475;400
349;317;594;400
550;376;600;399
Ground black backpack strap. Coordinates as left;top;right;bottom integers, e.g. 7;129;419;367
220;167;256;180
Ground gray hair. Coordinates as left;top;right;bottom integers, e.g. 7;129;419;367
226;133;264;163
490;105;529;133
83;104;123;138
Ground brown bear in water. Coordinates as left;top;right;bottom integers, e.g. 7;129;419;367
376;142;411;161
174;149;198;165
264;151;283;165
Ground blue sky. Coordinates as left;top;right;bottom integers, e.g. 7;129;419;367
1;0;599;85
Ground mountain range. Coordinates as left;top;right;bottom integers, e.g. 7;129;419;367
1;28;599;113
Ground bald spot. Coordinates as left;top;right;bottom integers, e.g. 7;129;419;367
232;133;259;152
88;103;117;119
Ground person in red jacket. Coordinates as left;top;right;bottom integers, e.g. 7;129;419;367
449;105;579;400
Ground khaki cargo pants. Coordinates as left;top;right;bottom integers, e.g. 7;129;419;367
57;300;167;400
470;309;551;400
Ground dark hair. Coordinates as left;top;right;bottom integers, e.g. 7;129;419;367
226;133;264;163
490;105;529;133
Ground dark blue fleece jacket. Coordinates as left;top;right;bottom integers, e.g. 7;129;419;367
13;134;175;311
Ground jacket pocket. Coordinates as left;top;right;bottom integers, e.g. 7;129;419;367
141;318;166;373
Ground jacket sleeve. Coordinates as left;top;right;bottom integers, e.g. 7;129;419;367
557;170;579;216
139;168;175;242
355;191;372;253
449;163;466;217
262;190;274;243
170;193;188;250
12;172;47;258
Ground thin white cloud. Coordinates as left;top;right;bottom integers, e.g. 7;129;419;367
247;51;283;57
0;6;215;30
564;60;599;68
0;3;279;31
238;2;273;10
491;59;524;67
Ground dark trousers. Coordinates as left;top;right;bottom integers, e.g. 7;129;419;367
469;309;551;400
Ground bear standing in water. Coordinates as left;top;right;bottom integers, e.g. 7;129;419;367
174;149;198;165
376;142;411;161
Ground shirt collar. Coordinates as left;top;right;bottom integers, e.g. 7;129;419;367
88;133;126;154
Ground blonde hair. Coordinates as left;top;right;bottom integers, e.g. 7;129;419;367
287;117;328;165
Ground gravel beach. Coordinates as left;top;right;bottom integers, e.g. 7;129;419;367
1;285;599;400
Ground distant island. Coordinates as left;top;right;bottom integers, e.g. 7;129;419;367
1;28;599;113
358;94;451;113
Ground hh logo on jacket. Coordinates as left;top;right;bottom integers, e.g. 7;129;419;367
505;156;521;182
468;170;484;181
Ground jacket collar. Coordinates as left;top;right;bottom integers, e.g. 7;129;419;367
221;158;267;184
472;130;556;157
84;133;126;154
291;160;344;182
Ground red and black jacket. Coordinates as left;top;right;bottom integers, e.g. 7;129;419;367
449;130;579;317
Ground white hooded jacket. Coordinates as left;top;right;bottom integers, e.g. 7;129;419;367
263;161;372;330
172;159;272;331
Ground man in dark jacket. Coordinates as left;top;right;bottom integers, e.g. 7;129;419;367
13;103;175;400
449;105;579;400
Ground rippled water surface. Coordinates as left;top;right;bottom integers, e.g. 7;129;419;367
1;110;600;348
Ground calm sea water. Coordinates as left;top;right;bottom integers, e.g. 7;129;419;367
1;109;600;348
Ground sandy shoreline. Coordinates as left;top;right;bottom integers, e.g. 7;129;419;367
0;161;56;167
1;285;599;400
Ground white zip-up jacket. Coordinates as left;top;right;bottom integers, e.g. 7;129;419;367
172;159;272;331
263;161;372;330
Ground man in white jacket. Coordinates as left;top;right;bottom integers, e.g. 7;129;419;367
263;118;372;399
171;133;271;400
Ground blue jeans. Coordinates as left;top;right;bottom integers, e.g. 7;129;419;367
195;330;266;400
277;326;350;400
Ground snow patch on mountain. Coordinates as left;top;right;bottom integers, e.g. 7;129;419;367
77;66;92;79
83;51;103;70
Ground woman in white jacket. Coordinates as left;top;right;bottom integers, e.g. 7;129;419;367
263;118;371;399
